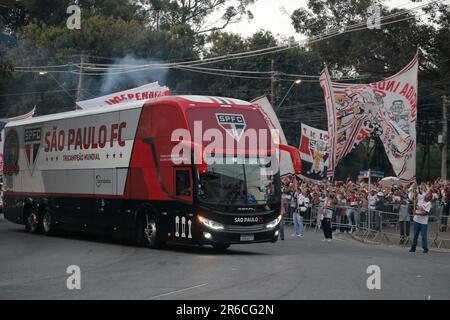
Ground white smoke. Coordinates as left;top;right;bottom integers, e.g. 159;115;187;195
100;55;168;94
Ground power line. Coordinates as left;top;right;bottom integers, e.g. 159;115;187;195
9;12;434;87
18;0;437;76
174;66;272;80
66;13;433;78
48;72;76;101
4;0;445;103
14;64;71;70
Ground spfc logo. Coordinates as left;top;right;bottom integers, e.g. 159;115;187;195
24;127;42;175
216;114;246;141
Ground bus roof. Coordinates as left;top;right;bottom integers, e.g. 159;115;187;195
5;95;253;127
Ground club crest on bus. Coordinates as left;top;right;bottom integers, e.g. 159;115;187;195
24;127;42;175
3;129;20;175
216;114;247;141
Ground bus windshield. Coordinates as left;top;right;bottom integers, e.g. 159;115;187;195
197;156;280;206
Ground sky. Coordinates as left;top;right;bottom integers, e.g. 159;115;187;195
212;0;438;40
221;0;308;40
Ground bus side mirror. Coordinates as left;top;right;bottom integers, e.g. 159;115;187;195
197;161;208;175
279;144;302;174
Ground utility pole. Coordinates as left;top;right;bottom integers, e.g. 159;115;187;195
271;59;277;111
442;95;448;182
76;54;85;109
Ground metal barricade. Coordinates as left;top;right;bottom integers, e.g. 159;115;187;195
282;200;450;249
332;205;360;234
354;204;449;249
283;205;318;230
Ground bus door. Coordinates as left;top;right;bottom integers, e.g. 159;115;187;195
168;167;194;241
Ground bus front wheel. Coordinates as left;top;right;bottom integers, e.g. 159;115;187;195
137;210;164;249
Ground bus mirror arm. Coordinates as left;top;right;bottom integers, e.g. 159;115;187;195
279;144;302;175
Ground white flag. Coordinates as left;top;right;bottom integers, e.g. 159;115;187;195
76;82;170;109
251;96;294;176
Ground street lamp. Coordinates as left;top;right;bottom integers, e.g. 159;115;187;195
277;79;302;110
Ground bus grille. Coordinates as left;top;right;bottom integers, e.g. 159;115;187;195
225;224;266;233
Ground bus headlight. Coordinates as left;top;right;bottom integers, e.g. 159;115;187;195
198;216;224;231
266;215;282;229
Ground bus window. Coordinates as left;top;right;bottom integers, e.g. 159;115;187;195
175;169;191;197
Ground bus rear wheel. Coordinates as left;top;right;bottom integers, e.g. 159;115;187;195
42;208;55;236
25;208;41;234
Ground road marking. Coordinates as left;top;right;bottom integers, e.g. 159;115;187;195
149;283;208;300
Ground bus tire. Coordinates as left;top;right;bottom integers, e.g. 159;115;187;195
42;208;55;236
137;210;164;249
25;207;41;234
212;244;230;251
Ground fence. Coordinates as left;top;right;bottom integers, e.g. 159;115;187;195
284;202;450;249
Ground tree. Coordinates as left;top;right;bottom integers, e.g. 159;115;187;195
0;0;143;32
141;0;256;34
0;14;199;115
291;0;435;78
0;58;13;78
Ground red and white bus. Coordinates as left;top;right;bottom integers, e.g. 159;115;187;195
3;96;300;250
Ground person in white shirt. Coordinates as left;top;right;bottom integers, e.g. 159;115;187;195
368;190;377;210
321;193;335;242
409;192;432;253
294;190;310;237
317;193;327;227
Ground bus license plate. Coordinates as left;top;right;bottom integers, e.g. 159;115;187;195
240;234;254;242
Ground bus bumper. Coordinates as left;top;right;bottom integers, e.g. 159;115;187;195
197;228;279;245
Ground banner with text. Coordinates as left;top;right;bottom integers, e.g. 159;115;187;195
76;82;170;109
320;53;418;184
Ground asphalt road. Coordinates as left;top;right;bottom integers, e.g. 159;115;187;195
0;218;449;300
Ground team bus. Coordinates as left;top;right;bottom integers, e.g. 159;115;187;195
3;96;301;250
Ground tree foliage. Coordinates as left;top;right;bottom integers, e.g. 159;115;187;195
142;0;255;33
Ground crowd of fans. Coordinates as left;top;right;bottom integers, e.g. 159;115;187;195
279;175;450;245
